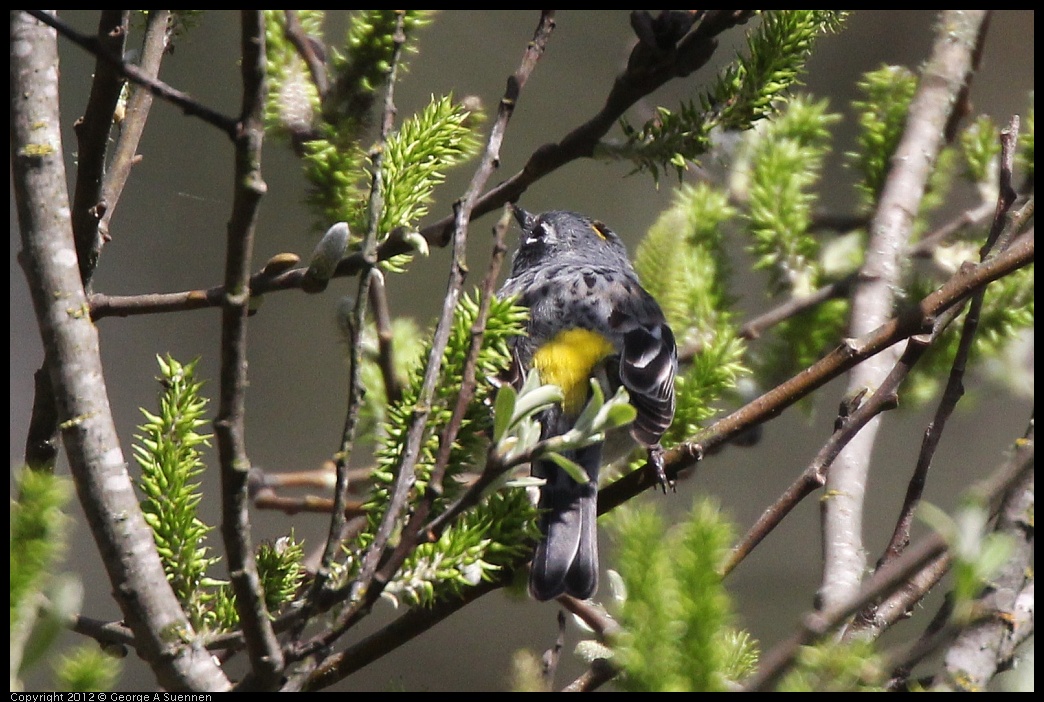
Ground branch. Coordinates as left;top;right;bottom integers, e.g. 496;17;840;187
88;10;758;321
722;302;964;578
11;10;229;691
933;455;1034;690
599;229;1034;510
848;117;1025;639
24;9;240;138
98;11;175;239
294;10;408;645
70;10;128;282
287;12;557;685
214;11;283;690
822;10;989;611
746;426;1033;691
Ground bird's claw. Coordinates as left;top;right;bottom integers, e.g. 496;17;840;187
647;444;674;494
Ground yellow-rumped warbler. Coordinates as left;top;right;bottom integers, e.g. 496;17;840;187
499;206;678;600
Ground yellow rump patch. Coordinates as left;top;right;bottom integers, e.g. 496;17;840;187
533;328;614;416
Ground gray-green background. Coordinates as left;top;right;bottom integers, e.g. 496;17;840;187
10;10;1034;691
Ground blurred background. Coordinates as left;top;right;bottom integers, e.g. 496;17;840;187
10;10;1034;691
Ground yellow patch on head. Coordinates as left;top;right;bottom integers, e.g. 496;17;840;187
533;328;614;416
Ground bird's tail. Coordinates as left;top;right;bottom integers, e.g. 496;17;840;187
529;442;601;601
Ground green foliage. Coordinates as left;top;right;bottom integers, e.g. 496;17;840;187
920;500;1014;613
302;95;481;258
713;11;846;131
902;243;1034;406
256;534;307;616
636;183;735;330
776;639;884;692
607;497;756;691
510;649;548;692
133;355;218;631
355;292;538;606
847;65;917;208
761;299;849;389
10;469;70;632
744;96;840;296
266;10;482;268
620;11;846;180
11;468;71;688
327;11;433;128
960;115;1001;184
264;10;324;138
346;314;426;444
634;183;748;443
55;647;123;693
133;356;306;632
11;469;122;692
302;134;369;234
376;94;483;240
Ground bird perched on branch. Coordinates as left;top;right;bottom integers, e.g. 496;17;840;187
499;206;677;600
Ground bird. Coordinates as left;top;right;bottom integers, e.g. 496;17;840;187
498;206;677;600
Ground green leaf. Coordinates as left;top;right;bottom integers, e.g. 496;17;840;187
492;382;517;443
544;451;590;484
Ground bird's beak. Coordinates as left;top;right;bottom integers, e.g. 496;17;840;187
510;203;534;229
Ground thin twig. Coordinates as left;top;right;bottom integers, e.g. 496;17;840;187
215;12;284;690
599;230;1034;509
280;17;413;680
24;9;240;137
296;9;406;639
381;208;513;553
889;419;1033;689
746;433;1033;691
368;272;402;404
289;12;557;683
722;301;965;578
70;10;128;283
98;10;174;239
848;117;1024;640
89;10;759;322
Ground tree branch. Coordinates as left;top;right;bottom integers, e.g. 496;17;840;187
11;10;230;691
746;426;1033;691
23;9;240;137
215;11;283;690
821;10;989;611
600;229;1034;509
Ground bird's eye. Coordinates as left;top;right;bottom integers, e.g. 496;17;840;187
525;221;551;245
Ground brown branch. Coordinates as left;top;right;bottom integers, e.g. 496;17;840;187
215;12;283;690
848;118;1024;642
599;229;1034;511
368;272;402;404
289;11;557;684
70;10;128;283
293;12;409;650
24;10;132;471
11;10;230;691
822;9;991;612
24;9;240;137
300;574;508;690
723;301;965;578
88;10;758;322
98;10;174;239
746;431;1033;691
